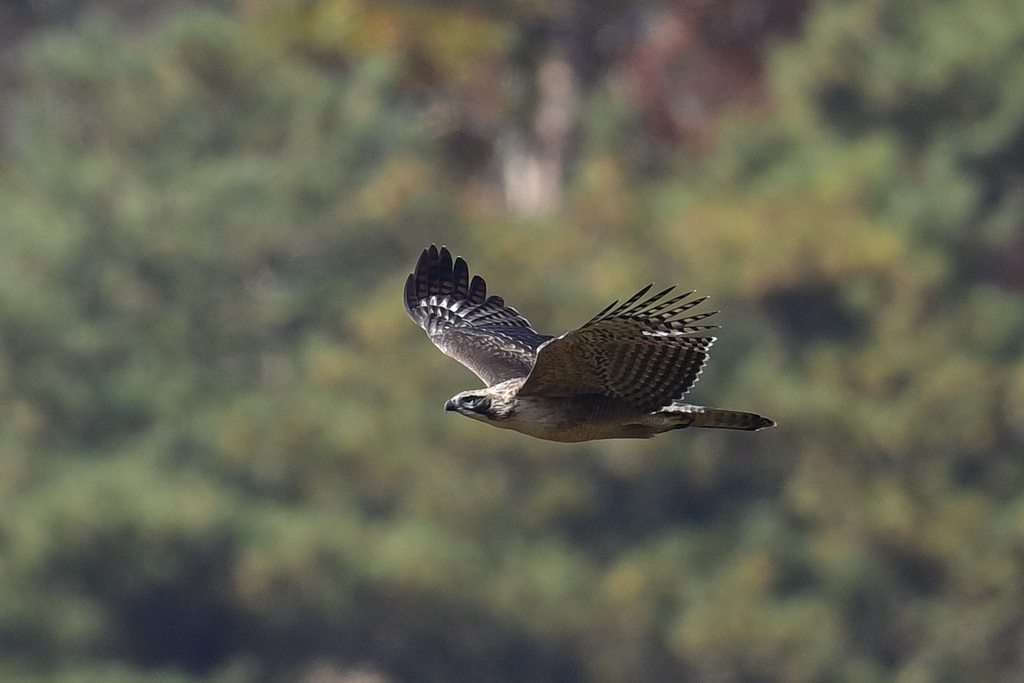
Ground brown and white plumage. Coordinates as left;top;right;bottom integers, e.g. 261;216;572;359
405;245;774;441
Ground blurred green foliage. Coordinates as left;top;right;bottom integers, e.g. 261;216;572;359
1;1;1024;682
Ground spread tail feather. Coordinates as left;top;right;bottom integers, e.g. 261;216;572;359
661;403;775;431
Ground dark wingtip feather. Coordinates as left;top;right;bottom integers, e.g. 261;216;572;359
466;275;487;304
411;244;465;300
404;273;419;317
583;299;619;326
585;283;717;329
613;284;654;316
407;244;497;317
425;245;442;296
452;256;470;297
679;311;718;328
436;246;455;294
637;285;676;312
412;247;432;300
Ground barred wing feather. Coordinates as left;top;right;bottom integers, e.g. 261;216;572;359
404;245;551;387
517;285;717;412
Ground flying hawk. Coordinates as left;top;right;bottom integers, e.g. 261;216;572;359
405;245;774;441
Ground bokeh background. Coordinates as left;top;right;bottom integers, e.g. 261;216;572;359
2;0;1024;681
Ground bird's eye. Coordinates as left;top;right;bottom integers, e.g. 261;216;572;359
467;396;491;412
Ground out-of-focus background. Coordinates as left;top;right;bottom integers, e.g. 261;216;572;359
1;0;1023;681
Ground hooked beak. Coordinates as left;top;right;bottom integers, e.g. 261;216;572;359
444;398;457;412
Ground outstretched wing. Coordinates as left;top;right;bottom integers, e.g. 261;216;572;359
405;245;552;387
517;285;718;411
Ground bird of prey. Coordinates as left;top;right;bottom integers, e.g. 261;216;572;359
405;245;774;441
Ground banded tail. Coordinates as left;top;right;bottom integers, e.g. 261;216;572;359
660;402;775;432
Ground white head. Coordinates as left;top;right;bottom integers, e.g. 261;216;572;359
443;388;515;424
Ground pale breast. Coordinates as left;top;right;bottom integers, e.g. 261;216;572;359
502;395;656;442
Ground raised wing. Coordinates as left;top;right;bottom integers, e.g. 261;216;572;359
405;245;552;387
517;285;718;411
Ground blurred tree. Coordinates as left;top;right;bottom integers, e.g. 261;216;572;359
2;1;1024;683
